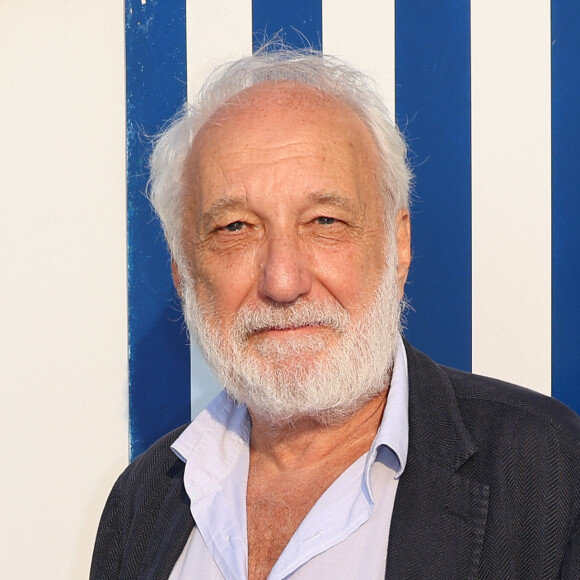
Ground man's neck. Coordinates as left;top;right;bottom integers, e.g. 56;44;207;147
248;389;389;473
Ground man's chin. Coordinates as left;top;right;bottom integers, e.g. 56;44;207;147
237;346;335;392
221;353;389;428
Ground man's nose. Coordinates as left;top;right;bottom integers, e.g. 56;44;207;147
257;232;313;304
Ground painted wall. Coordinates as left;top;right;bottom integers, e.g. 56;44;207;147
1;1;577;578
0;2;127;578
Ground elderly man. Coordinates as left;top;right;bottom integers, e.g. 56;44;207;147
91;50;580;580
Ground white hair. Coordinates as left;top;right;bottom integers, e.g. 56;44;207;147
148;48;412;262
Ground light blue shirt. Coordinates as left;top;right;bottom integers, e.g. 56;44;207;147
170;337;409;579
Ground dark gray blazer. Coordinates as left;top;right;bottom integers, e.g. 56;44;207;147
90;342;580;579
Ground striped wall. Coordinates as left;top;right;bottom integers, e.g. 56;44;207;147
127;0;580;457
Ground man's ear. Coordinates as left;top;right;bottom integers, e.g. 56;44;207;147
171;259;184;298
396;208;411;299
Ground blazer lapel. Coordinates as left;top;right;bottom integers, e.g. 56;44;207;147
385;343;489;580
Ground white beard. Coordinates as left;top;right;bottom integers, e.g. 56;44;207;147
180;247;402;426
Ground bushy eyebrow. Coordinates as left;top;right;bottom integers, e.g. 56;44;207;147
309;191;357;212
200;197;248;232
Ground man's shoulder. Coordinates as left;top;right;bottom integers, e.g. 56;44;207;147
405;340;580;453
443;364;580;443
436;363;580;479
90;424;193;579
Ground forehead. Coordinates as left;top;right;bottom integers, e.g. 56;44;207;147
184;82;382;210
197;80;373;143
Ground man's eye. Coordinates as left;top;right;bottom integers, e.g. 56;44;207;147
316;216;337;226
222;221;246;232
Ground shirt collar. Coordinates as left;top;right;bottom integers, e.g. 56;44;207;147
361;336;409;504
172;393;250;500
373;335;409;477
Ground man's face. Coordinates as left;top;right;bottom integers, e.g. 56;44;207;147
176;83;410;424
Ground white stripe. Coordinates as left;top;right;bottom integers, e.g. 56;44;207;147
186;0;253;418
471;0;552;394
186;0;252;102
1;1;128;576
323;0;396;113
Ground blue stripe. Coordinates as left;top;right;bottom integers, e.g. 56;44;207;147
551;0;580;414
252;0;322;51
126;0;190;459
395;0;472;371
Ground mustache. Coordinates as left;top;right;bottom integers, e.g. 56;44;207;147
231;301;349;340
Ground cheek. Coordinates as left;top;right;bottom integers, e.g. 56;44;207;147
311;244;385;312
193;253;258;319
